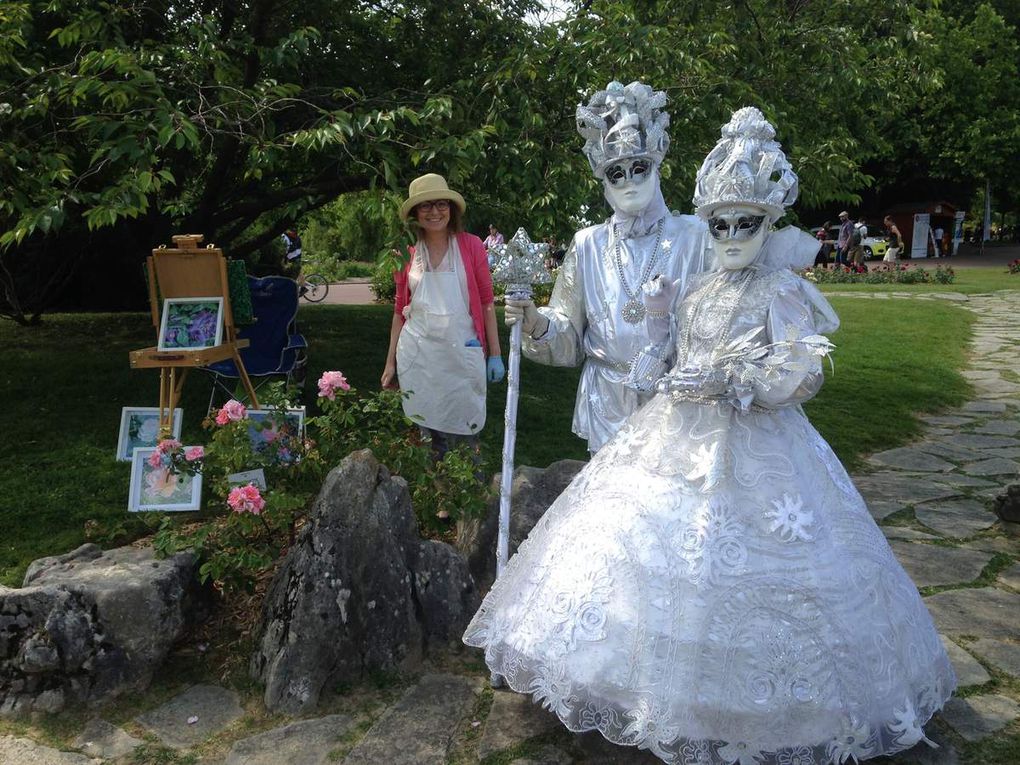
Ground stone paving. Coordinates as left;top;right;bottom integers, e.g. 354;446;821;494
2;290;1018;763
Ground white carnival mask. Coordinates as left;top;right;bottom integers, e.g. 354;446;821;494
708;205;770;270
603;160;658;215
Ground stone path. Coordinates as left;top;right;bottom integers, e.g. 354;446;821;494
3;290;1018;764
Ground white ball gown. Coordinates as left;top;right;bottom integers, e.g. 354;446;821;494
464;246;955;764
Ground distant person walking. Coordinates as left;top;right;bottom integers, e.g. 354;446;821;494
883;215;903;266
282;227;304;287
934;225;945;257
836;210;854;268
814;221;832;266
850;218;868;270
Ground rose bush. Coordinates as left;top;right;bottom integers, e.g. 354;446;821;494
153;377;489;593
801;264;955;284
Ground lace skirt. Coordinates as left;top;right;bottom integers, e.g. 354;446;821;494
463;397;955;764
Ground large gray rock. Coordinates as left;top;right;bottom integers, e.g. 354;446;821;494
458;460;586;592
0;544;205;716
411;540;480;647
250;451;479;714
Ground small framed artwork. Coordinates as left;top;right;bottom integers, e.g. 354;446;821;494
157;297;224;352
116;407;183;462
227;469;267;490
128;447;203;512
246;408;306;463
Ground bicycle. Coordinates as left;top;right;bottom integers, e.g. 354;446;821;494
299;273;329;303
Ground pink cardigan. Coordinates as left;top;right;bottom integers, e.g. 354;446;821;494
393;232;495;356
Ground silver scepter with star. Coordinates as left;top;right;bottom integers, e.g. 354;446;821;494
488;228;551;686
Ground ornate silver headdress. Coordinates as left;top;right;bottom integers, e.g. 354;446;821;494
692;107;798;220
576;81;670;178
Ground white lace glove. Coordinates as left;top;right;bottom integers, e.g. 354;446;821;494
505;298;549;339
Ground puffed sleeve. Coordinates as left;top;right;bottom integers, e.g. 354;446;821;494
521;238;585;367
747;277;839;408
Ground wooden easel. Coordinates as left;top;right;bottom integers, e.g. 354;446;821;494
130;234;259;437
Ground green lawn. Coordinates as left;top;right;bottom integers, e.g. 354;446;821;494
0;296;972;585
818;265;1019;295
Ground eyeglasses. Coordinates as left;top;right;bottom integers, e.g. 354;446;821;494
707;214;766;241
416;200;451;213
605;158;653;187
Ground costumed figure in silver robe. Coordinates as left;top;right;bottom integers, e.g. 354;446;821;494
505;81;709;453
465;107;955;764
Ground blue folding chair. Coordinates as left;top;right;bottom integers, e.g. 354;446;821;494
207;276;307;409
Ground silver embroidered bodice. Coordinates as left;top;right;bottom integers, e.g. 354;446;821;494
523;214;709;451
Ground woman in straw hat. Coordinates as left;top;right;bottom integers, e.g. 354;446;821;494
381;173;505;460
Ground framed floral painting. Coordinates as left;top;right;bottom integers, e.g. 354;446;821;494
116;407;183;462
246;408;306;464
128;447;203;512
157;297;224;351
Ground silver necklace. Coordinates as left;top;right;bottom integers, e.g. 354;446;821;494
614;219;664;324
677;268;757;366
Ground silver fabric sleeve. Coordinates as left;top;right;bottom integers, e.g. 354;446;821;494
750;285;828;408
522;240;584;367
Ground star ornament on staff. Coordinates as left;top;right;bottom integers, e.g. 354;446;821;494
490;227;553;294
488;227;552;689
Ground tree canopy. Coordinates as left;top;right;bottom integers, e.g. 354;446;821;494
2;0;1018;322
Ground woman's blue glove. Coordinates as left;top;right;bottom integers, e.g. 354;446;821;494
487;355;506;383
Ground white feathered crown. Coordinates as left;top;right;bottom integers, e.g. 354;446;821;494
576;81;670;178
692;107;798;220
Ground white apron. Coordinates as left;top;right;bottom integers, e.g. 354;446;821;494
395;243;487;435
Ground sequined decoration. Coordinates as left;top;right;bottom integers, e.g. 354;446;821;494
490;228;553;296
621;299;646;324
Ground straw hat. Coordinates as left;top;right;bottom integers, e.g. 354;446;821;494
399;173;466;221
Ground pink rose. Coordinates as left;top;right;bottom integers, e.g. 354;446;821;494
227;483;266;515
147;450;164;469
317;370;350;401
155;438;182;454
216;399;247;425
184;446;204;462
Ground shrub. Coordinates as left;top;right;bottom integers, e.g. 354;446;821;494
152;376;490;593
371;263;397;302
1008;259;1020;274
800;264;955;284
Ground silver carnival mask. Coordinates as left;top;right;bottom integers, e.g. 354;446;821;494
707;212;766;241
605;157;653;187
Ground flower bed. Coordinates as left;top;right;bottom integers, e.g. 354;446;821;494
801;264;955;285
153;375;489;593
1009;259;1020;274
